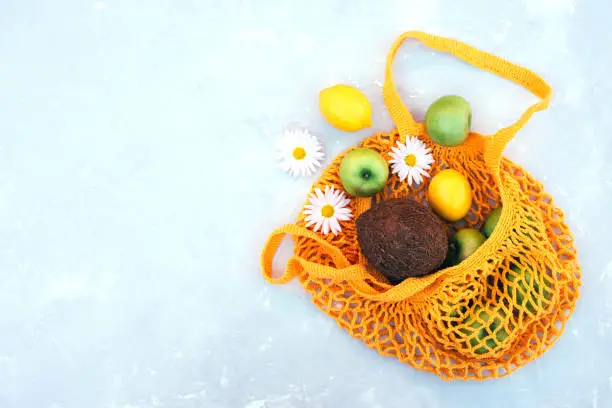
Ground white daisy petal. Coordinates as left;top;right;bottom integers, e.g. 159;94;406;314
413;173;423;185
416;166;429;177
315;188;325;201
336;213;351;222
330;218;341;235
336;207;352;215
322;219;330;235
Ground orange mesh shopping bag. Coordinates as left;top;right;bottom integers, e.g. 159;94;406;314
260;31;581;380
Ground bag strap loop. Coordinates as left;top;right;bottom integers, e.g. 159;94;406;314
261;223;449;302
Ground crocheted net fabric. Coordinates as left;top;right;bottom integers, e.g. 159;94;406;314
288;130;581;380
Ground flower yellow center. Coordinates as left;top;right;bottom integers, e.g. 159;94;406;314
321;204;335;218
292;147;306;160
404;153;417;167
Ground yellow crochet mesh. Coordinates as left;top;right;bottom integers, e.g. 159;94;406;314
260;32;581;380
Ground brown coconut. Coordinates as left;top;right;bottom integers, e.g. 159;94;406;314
356;198;448;284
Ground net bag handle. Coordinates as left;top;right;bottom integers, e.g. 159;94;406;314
261;223;449;302
382;31;552;174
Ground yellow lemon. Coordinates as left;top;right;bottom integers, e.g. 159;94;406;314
319;84;372;132
428;169;472;222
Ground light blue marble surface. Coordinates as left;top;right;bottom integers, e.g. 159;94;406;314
1;1;611;407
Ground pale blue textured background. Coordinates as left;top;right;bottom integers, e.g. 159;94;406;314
1;1;611;407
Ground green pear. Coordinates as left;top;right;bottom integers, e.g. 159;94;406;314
445;228;486;266
505;264;553;314
483;206;502;238
425;95;472;147
459;305;509;355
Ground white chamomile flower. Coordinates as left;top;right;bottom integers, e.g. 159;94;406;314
276;129;324;177
388;136;435;185
304;186;352;236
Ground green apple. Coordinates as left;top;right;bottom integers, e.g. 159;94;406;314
425;95;472;147
459;305;509;355
486;206;538;241
506;265;531;311
445;228;486;266
505;264;553;314
483;206;502;238
339;148;389;197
